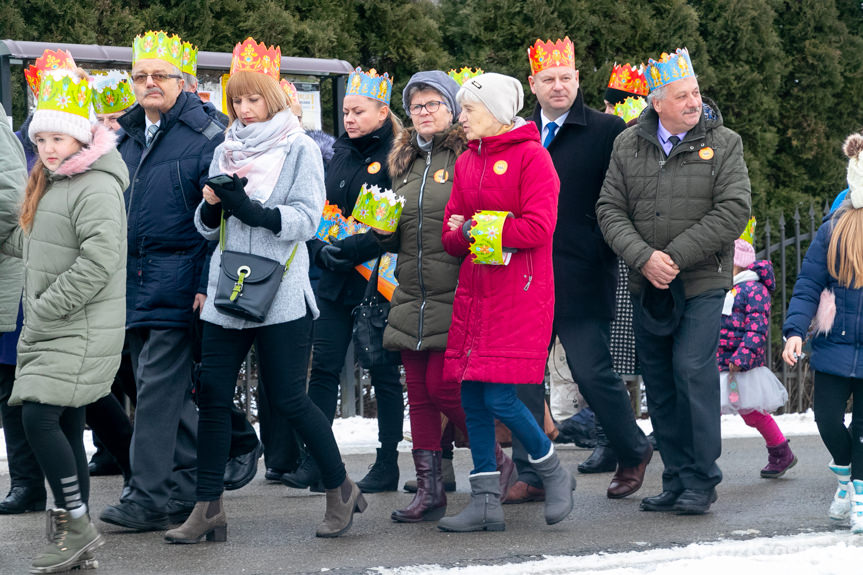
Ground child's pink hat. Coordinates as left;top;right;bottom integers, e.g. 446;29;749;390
734;238;755;269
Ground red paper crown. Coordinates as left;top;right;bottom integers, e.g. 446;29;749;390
607;63;648;97
25;49;77;97
528;37;575;75
230;37;281;81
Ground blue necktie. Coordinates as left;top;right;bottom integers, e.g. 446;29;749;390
146;124;158;147
543;122;558;148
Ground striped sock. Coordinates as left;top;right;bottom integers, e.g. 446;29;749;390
60;475;84;516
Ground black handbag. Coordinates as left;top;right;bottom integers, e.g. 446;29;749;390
214;214;298;323
352;257;400;369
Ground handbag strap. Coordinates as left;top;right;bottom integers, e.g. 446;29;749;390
362;255;383;301
219;211;299;275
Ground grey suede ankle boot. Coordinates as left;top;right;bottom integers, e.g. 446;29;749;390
164;499;227;544
438;472;505;532
316;477;367;538
530;444;575;525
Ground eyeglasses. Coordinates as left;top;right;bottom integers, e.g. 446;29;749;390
409;101;445;115
131;73;182;85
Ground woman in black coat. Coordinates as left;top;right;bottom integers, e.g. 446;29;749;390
283;69;405;494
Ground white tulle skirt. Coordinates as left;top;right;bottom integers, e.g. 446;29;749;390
719;366;789;415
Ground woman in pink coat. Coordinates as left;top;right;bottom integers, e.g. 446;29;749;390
437;73;573;532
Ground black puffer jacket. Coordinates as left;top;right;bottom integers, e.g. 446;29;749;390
307;118;396;305
380;125;467;351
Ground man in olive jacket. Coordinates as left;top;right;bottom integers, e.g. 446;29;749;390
596;51;750;515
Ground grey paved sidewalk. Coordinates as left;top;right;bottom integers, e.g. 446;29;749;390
0;435;839;574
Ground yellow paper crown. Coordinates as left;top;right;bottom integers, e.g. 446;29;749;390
739;217;756;245
613;96;647;123
133;30;184;70
645;48;695;92
37;70;91;119
528;37;575;76
469;211;512;266
92;71;136;115
280;79;299;105
351;184;405;233
346;68;392;106
230;38;281;80
448;67;484;86
180;41;198;76
25;49;77;97
607;63;649;97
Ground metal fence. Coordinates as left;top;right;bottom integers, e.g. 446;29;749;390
757;202;832;414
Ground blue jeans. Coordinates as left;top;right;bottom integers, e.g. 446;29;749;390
633;289;724;492
462;381;551;474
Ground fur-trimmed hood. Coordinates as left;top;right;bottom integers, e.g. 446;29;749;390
54;123;118;177
388;124;467;180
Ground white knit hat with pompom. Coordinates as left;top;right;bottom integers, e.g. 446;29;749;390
844;132;863;209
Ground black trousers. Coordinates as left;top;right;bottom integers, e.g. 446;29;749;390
307;296;403;446
257;374;301;472
21;403;87;509
634;289;725;492
0;365;44;493
196;313;346;500
814;371;863;480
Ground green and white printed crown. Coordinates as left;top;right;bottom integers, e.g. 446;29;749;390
469;210;512;265
92;71;136;114
351;184;405;233
133;30;184;69
37;70;91;119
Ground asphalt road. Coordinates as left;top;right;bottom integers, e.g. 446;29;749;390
0;434;843;574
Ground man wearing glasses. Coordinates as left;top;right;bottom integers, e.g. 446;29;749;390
100;31;224;531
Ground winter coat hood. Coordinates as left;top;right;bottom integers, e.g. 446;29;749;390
388;124;467;180
736;259;775;292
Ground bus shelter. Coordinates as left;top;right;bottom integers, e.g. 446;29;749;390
0;39;353;134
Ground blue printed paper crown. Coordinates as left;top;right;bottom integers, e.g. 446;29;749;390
645;48;695;92
346;67;392;106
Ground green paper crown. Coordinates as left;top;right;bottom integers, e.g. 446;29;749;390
448;67;484;86
37;71;91;119
351;184;405;233
613;96;647;123
133;30;184;70
92;72;136;114
469;211;511;265
181;41;198;75
739;217;756;245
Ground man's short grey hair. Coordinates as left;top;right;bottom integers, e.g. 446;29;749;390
181;72;198;91
647;75;699;107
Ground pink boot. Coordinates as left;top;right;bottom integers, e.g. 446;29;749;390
761;440;797;478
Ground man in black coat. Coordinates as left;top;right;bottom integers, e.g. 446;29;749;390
505;39;653;503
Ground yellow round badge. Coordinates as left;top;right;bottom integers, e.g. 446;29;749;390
698;147;714;160
493;160;508;175
367;161;381;174
433;169;449;183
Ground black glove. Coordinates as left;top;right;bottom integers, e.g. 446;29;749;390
317;244;354;272
199;200;223;229
209;174;249;213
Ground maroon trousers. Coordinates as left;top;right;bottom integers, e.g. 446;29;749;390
401;350;468;451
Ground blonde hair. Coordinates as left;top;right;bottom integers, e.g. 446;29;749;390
224;71;287;124
20;160;49;233
827;205;863;288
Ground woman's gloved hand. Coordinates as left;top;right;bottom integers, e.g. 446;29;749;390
317;244;355;272
209;174;249;213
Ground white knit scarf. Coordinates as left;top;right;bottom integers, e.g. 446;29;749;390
218;110;304;203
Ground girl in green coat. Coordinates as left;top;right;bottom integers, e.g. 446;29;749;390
3;68;128;573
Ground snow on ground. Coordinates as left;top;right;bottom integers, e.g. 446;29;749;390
0;410;851;475
370;531;863;575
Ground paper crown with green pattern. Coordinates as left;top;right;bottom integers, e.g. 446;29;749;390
448;67;484;86
92;71;136;114
469;211;512;266
346;68;392;106
738;217;756;245
351;184;405;233
645;47;695;92
180;41;198;75
613;96;647;123
133;30;184;70
36;70;91;119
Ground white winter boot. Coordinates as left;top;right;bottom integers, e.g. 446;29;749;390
851;479;863;534
829;460;852;521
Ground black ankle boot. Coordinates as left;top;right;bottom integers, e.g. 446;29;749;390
357;448;399;493
281;453;321;490
578;422;618;474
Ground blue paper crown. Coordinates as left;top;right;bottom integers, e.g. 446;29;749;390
345;67;392;106
645;48;695;92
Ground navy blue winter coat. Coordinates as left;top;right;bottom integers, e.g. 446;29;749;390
783;216;863;378
116;92;224;329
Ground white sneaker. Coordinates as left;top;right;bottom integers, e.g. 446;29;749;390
851;480;863;534
829;460;852;521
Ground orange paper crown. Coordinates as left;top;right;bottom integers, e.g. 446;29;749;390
230;37;281;81
528;37;575;75
607;63;649;97
25;50;77;97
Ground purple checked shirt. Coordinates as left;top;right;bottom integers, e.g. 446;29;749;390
657;120;688;156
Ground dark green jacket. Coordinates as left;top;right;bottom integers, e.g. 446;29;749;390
597;98;751;298
381;125;466;351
